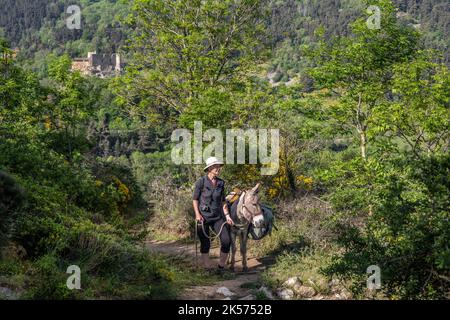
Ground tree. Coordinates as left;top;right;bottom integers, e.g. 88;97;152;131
308;0;420;161
1;38;45;140
380;54;450;157
116;0;269;126
310;1;450;298
47;55;95;159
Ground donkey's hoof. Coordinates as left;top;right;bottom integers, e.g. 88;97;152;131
230;266;235;272
242;266;248;272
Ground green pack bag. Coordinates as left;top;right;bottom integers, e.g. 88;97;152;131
248;204;275;240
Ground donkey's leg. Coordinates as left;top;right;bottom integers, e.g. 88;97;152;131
240;231;248;272
229;231;237;272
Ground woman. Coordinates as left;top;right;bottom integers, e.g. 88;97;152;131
193;157;233;271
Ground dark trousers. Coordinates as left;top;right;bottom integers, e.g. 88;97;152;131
197;218;231;254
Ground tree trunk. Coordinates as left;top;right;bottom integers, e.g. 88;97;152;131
360;130;367;161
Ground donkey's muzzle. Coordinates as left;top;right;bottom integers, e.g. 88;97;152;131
252;214;265;228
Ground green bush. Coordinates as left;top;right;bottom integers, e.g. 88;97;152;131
23;247;176;299
23;254;78;300
325;154;450;299
0;134;177;299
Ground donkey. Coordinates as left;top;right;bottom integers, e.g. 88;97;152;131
228;183;264;272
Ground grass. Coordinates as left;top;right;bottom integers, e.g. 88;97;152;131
254;220;365;299
160;253;222;289
148;228;188;242
243;199;353;298
247;223;308;258
261;247;334;296
240;281;262;289
240;281;273;300
0;240;223;300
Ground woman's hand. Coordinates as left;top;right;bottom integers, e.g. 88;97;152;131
225;214;233;226
195;213;204;222
193;200;203;222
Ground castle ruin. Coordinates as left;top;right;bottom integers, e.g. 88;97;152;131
71;51;123;77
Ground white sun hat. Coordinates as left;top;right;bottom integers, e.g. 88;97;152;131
203;156;224;172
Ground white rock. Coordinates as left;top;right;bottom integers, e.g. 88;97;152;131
0;287;18;300
329;279;341;293
258;286;274;300
282;276;302;288
239;295;255;300
293;285;316;298
339;288;352;300
277;288;294;300
329;278;340;288
216;287;235;297
222;297;232;300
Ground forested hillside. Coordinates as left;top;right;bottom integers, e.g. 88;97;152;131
0;0;448;73
268;0;449;80
0;0;130;76
0;0;449;300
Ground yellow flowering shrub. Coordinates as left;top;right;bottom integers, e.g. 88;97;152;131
112;176;131;211
94;180;103;187
43;117;52;130
296;175;313;191
267;151;291;199
267;157;314;199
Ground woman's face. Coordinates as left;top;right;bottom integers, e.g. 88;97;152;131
209;165;222;176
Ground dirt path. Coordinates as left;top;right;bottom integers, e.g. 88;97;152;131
145;240;275;300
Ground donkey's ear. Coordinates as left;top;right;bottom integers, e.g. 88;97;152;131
252;183;261;193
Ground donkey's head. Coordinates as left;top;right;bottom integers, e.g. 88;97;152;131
240;183;264;228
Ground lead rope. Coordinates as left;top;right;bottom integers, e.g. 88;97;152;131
199;220;227;240
194;220;198;268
